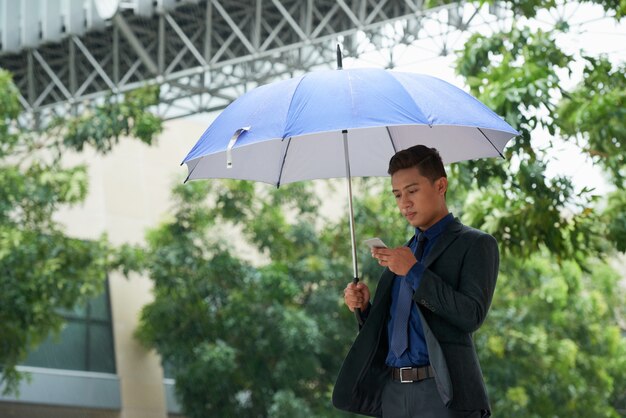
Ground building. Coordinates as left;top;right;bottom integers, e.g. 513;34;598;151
0;118;209;418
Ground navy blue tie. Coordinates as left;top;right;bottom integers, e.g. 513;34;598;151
390;232;427;358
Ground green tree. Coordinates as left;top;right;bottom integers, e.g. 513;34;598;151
133;180;357;417
453;1;626;415
477;254;626;417
0;69;163;395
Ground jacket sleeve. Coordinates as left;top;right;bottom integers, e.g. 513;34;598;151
413;233;499;333
356;303;371;331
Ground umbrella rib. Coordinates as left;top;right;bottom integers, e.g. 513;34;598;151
276;137;293;188
183;157;203;184
274;73;307;188
386;126;397;153
477;128;505;159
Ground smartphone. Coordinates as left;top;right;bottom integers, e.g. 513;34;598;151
363;237;388;249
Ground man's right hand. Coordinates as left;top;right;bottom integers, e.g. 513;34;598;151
344;282;371;312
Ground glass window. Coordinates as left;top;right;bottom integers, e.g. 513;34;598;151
89;293;109;321
162;360;175;379
89;324;116;373
25;322;87;370
22;279;116;374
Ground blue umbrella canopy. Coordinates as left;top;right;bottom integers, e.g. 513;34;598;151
182;68;518;186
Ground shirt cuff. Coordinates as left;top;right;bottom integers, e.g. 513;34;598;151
407;262;425;291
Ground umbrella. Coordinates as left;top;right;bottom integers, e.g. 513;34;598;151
181;48;518;324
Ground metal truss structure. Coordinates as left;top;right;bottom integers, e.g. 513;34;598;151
0;0;518;125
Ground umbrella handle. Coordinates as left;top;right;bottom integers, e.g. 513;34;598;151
352;276;364;327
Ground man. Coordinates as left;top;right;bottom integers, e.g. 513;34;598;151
332;145;499;418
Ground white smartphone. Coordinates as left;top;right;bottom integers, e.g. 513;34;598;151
363;237;388;249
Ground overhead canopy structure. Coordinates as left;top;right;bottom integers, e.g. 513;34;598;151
0;0;513;124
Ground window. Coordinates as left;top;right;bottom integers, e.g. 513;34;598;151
162;360;175;379
22;280;116;374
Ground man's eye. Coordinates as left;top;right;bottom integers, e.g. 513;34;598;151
394;195;400;199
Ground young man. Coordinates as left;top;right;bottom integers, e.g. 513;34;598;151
332;145;499;418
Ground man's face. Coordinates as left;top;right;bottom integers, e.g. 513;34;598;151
391;167;448;230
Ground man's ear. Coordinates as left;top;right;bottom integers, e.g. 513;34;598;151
437;177;448;196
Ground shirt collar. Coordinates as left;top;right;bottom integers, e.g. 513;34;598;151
417;213;454;241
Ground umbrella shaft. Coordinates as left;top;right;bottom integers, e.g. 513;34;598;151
343;130;364;326
343;130;359;280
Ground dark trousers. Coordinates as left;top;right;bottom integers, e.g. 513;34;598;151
381;377;482;418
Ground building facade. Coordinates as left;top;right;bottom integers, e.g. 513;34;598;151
0;118;209;418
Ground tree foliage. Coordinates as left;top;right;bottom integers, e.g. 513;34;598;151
479;253;626;417
0;69;163;395
452;1;626;416
133;180;358;417
557;56;626;187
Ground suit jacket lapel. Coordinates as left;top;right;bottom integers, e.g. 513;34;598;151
372;268;395;309
418;218;462;405
422;217;463;268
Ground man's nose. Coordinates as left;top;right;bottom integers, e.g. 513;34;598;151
400;195;412;208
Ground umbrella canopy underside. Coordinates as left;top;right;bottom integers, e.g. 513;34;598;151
184;124;511;186
182;68;519;186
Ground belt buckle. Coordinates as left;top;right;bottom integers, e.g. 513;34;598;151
399;367;413;383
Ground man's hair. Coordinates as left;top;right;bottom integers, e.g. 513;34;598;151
387;145;447;182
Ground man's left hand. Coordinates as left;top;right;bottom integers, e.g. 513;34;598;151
371;247;417;276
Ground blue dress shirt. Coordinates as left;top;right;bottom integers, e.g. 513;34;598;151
385;213;455;367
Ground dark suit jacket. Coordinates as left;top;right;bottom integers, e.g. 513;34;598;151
332;218;499;417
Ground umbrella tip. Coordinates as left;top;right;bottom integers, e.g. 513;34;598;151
336;44;343;70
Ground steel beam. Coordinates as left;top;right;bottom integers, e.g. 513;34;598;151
112;13;158;75
0;0;527;126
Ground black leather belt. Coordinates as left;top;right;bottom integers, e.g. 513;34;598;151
391;365;435;383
